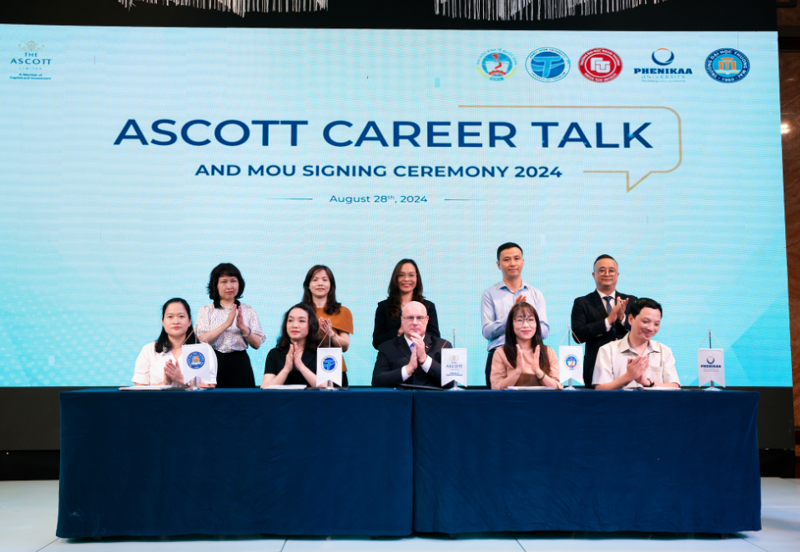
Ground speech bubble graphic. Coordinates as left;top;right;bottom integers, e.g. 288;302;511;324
458;106;682;192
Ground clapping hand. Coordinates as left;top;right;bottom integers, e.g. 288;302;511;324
293;344;305;369
406;343;419;375
164;359;184;386
225;305;238;329
514;295;528;306
319;317;334;338
625;356;649;385
409;334;426;364
235;305;249;333
283;344;295;372
615;297;629;323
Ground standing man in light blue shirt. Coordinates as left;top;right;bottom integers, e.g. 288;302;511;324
481;242;549;387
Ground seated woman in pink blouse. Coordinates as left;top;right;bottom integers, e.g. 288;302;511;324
196;263;266;388
133;298;216;387
490;302;562;390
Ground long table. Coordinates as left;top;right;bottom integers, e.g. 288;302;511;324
413;390;761;534
57;389;413;538
57;389;760;538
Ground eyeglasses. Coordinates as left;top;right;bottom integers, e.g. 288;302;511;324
402;316;428;323
596;268;617;275
513;318;537;326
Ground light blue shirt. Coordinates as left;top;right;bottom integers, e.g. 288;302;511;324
481;281;549;351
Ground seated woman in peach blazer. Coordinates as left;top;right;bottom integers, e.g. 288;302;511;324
490;301;562;390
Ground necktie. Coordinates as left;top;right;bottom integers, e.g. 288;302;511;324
604;296;614;314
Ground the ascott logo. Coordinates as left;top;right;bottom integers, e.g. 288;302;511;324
525;47;570;82
579;48;622;83
10;40;53;81
477;49;517;81
705;48;750;83
634;48;693;82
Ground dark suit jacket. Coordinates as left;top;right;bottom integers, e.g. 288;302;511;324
571;291;637;386
372;299;441;350
372;334;451;388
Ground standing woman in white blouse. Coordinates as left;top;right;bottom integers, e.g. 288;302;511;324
196;263;266;388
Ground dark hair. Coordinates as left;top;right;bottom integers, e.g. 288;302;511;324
207;263;245;309
593;254;617;269
387;259;425;320
276;303;321;351
497;242;523;260
630;298;663;318
302;265;342;316
154;298;197;354
502;302;551;376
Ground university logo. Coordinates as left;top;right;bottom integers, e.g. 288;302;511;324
477;49;517;81
579;48;622;83
187;352;206;370
634;48;693;82
651;48;674;66
705;48;749;83
565;355;578;369
322;356;337;372
525;47;570;82
707;357;715;364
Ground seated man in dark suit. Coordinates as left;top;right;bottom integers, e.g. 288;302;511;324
372;301;451;388
571;255;637;387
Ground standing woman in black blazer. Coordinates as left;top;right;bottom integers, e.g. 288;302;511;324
372;259;440;349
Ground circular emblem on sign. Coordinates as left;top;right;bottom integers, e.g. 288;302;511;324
707;357;715;364
579;48;622;83
705;48;749;83
525;47;570;82
187;351;205;370
651;48;674;66
477;49;517;81
565;355;578;369
448;354;460;362
322;356;337;372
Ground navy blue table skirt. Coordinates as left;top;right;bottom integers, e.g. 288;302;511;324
413;390;761;534
57;389;413;538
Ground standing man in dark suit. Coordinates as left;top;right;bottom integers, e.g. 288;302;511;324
372;301;451;388
571;255;637;387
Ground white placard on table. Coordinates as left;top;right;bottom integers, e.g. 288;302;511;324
179;343;215;385
317;348;343;386
698;348;725;387
441;348;467;387
558;345;584;385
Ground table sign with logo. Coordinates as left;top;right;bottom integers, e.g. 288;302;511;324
316;348;343;388
441;329;468;389
557;327;584;390
698;330;725;390
442;349;467;388
179;343;214;390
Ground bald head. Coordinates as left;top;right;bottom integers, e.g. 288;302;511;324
401;301;428;338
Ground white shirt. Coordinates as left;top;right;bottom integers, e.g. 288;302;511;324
132;342;218;386
592;334;679;389
400;335;433;381
195;303;267;353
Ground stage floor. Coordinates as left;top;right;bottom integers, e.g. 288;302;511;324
1;478;797;552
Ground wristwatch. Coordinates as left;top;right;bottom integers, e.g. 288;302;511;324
646;378;655;387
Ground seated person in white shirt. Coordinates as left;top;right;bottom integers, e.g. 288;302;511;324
132;298;217;387
593;298;680;390
371;301;451;388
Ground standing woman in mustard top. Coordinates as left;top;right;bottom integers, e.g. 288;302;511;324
490;301;562;390
372;259;441;349
196;263;266;388
302;265;352;386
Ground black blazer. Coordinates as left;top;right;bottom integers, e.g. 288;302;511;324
372;334;451;388
372;299;441;350
570;291;637;386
